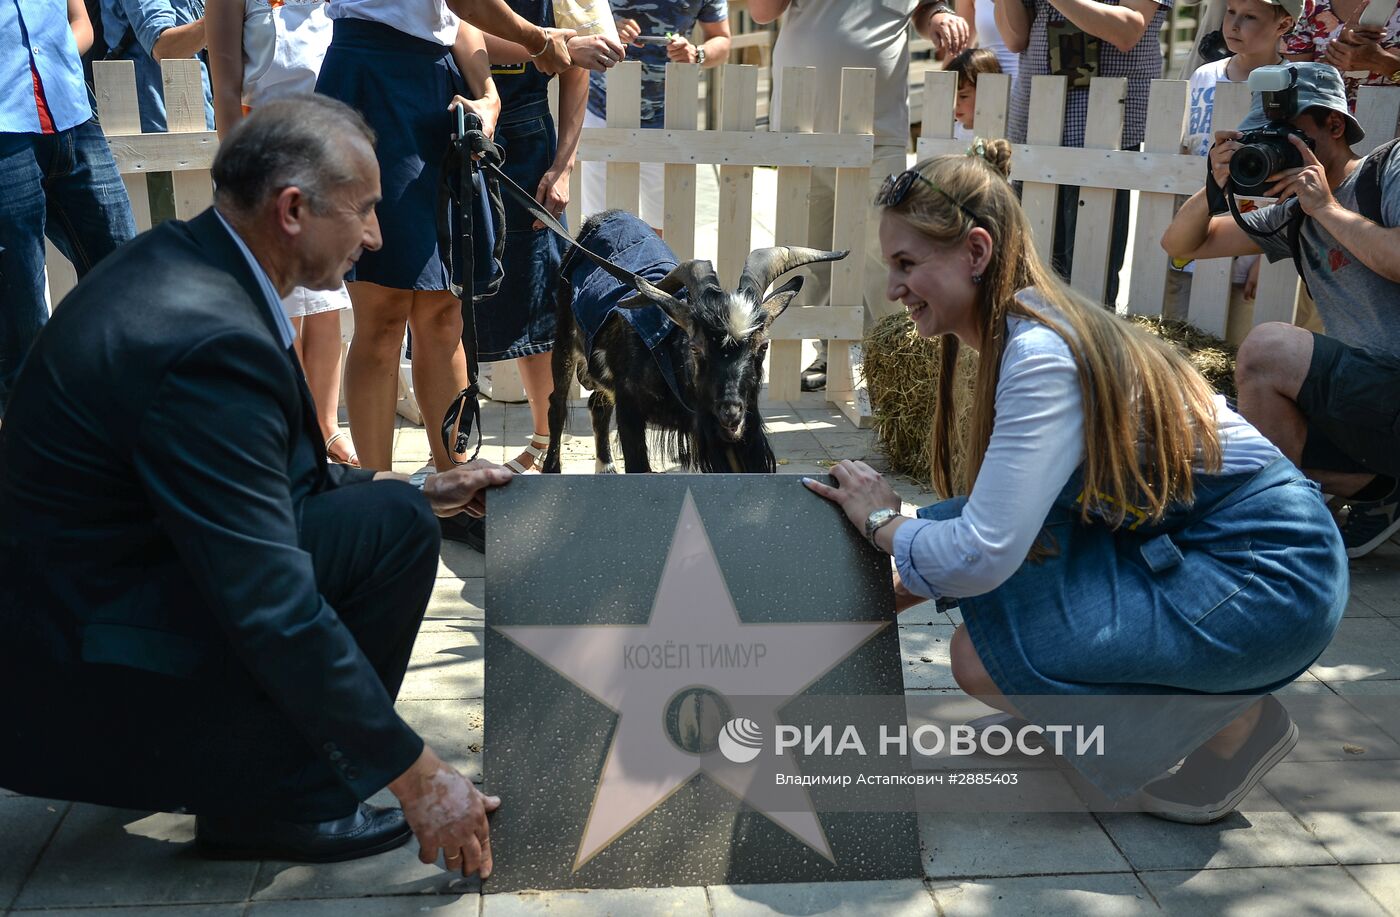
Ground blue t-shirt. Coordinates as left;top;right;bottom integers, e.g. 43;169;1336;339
492;0;555;113
587;0;726;127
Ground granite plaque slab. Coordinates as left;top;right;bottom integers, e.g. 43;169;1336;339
483;475;920;892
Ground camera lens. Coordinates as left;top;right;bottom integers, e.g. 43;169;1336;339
1230;143;1280;194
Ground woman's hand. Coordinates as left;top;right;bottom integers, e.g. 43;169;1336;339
448;94;501;142
801;460;901;532
893;570;929;613
533;162;572;229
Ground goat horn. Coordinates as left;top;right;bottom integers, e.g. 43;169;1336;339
618;258;719;311
737;247;849;302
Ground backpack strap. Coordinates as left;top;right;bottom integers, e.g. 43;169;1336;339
1356;137;1399;226
1286;201;1311;300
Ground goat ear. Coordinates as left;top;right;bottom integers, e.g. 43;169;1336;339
617;277;694;336
757;275;803;328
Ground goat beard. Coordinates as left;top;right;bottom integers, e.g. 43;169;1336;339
692;407;776;473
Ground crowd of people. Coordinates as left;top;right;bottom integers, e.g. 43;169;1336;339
0;0;1397;887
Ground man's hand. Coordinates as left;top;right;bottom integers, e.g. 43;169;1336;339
927;12;971;59
1264;134;1340;216
423;460;513;518
389;746;501;879
801;461;901;532
532;27;576;74
615;16;641;45
666;33;702;63
1208;129;1245;188
567;33;626;70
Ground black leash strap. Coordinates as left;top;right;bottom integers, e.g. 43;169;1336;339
442;108;490;465
478;156;653;292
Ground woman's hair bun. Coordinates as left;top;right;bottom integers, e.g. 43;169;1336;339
967;137;1013;180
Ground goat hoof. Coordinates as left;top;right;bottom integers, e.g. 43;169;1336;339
595;460;618;474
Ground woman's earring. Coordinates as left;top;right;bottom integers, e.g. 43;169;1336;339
971;272;983;284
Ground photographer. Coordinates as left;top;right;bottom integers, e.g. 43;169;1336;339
1161;62;1400;558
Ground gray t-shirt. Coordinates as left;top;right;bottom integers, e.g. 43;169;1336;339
1239;146;1400;357
770;0;920;147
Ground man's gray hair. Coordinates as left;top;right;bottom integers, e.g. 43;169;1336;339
211;94;376;215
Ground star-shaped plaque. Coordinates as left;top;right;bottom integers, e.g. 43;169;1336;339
483;476;920;892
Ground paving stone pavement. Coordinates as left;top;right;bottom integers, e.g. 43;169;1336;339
4;392;1399;917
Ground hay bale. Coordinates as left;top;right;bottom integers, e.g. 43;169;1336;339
1127;316;1238;400
862;314;977;485
863;313;1239;486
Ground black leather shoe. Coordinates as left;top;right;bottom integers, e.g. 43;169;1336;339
800;357;828;393
440;512;485;554
195;803;413;863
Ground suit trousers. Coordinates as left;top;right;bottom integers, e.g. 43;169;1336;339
0;480;439;820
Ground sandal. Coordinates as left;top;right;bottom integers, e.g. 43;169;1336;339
505;433;549;474
325;431;360;468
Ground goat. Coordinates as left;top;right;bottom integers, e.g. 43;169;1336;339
542;209;846;474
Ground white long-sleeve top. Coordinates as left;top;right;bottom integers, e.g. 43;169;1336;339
891;296;1282;600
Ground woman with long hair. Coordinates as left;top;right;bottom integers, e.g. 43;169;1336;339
805;140;1347;823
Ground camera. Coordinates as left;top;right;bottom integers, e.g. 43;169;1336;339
1229;125;1316;194
1228;65;1316;194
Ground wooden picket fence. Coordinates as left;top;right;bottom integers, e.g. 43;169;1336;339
916;69;1400;338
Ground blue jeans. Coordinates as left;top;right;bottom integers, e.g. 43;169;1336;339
0;119;136;405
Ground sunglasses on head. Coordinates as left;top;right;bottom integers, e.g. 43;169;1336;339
876;169;981;227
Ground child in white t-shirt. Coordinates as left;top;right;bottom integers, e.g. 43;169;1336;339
1167;0;1298;341
947;48;1002;141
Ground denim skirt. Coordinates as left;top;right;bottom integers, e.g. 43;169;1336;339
920;458;1348;797
315;18;462;291
475;98;563;362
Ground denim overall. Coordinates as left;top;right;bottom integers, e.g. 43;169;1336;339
564;211;686;405
918;457;1348;796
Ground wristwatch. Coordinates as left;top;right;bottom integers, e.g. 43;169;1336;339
864;507;903;548
924;1;956;16
695;45;707;66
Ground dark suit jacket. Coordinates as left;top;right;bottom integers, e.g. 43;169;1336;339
0;209;421;804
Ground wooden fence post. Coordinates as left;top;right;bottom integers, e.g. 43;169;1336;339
161;59;214;218
766;66;816;403
1021;76;1068;266
662;64;701;261
1070;78;1127;303
604;62;643;213
716;65;759;288
1128;79;1189;317
827;67;876;425
1186;81;1251;337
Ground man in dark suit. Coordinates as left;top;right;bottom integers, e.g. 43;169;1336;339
0;95;508;877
